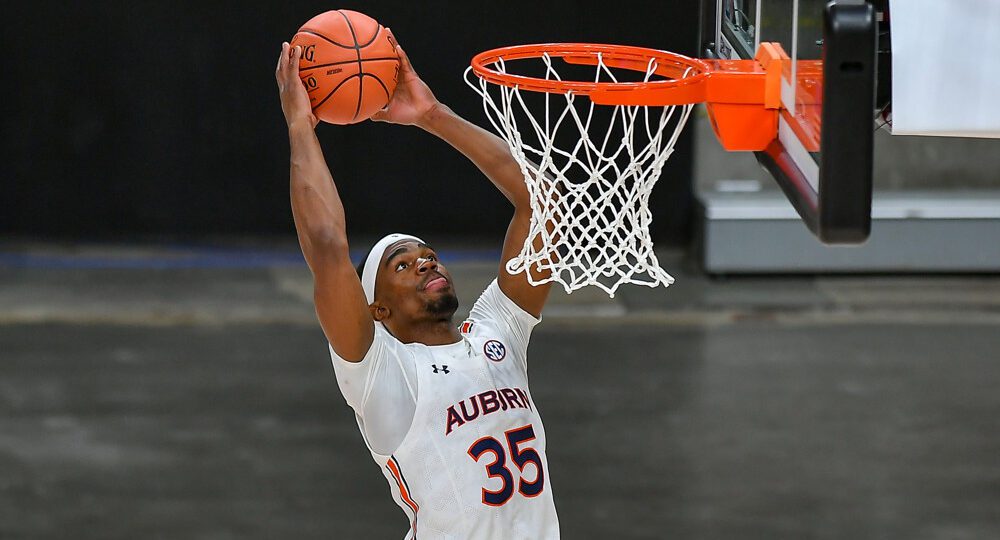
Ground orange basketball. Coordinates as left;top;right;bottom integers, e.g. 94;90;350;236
290;10;399;125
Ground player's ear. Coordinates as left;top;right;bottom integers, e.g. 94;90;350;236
370;303;390;322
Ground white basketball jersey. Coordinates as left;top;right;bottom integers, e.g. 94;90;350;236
346;281;560;539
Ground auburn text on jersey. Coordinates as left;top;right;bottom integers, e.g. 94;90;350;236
445;387;532;435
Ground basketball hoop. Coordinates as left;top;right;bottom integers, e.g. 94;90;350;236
466;43;782;297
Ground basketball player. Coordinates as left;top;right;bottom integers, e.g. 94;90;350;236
275;35;559;539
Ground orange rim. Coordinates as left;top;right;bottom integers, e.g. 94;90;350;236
470;43;713;103
470;42;788;151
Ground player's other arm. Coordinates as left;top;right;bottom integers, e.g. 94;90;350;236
276;42;373;361
418;105;552;318
371;39;552;318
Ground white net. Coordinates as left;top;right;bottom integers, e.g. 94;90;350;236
466;51;696;297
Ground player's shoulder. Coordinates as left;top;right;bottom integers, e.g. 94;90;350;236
457;315;496;338
458;312;503;341
463;280;508;328
472;278;541;323
459;285;528;343
458;317;517;362
470;278;529;316
330;323;419;364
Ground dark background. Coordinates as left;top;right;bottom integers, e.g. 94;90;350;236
1;1;698;245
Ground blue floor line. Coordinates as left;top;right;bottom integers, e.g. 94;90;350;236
0;248;502;269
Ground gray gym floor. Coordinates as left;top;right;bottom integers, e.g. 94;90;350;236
1;244;998;539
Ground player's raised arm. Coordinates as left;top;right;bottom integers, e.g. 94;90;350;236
371;38;552;318
275;42;373;361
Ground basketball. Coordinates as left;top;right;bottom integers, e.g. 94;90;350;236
290;10;399;125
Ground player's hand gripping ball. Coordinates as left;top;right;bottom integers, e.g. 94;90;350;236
289;10;399;125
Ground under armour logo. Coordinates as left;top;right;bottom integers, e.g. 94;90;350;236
432;364;449;374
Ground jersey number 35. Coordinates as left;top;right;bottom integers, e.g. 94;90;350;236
467;424;545;506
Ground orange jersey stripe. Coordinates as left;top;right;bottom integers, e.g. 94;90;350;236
387;458;420;530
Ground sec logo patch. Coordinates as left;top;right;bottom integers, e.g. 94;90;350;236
483;340;506;362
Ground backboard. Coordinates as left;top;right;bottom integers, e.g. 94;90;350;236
700;0;880;243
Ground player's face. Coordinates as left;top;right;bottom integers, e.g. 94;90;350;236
375;240;459;321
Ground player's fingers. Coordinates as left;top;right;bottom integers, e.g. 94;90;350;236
276;42;289;79
385;28;413;71
396;45;414;73
284;45;302;82
283;44;297;83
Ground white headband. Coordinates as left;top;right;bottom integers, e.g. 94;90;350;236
361;233;425;305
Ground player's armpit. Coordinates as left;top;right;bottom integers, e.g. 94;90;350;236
309;248;375;362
